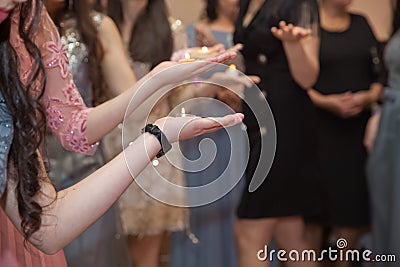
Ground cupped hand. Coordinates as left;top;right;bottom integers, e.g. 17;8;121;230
154;113;244;143
147;50;237;87
216;88;243;112
271;21;311;42
210;71;255;89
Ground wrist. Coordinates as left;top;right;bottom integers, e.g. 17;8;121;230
371;103;381;115
142;124;172;158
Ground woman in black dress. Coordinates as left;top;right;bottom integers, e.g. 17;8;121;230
234;0;320;266
307;0;383;264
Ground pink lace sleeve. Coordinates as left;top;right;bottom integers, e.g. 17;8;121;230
11;7;97;155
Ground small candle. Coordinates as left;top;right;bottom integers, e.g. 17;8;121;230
180;107;188;117
178;52;195;63
225;64;239;77
201;46;209;53
190;46;211;60
178;107;196;117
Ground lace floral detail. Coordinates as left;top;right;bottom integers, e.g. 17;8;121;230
10;6;97;156
62;80;84;105
46;103;63;131
44;39;70;79
64;109;97;154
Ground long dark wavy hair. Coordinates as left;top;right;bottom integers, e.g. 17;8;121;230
107;0;173;69
0;0;47;241
51;0;106;105
202;0;219;22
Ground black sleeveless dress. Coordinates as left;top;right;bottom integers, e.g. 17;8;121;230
235;0;320;218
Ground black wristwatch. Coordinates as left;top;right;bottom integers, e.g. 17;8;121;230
142;124;172;158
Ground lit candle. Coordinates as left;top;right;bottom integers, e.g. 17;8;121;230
180;107;188;117
190;46;211;60
201;46;209;53
178;52;195;63
178;107;196;117
225;64;239;77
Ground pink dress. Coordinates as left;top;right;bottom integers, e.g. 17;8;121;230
0;3;97;266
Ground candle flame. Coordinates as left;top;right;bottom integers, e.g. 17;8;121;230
181;107;186;114
201;46;209;53
184;52;191;60
229;64;237;71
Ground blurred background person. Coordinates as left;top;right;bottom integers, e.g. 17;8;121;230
169;1;249;267
186;0;238;48
106;0;189;266
234;0;320;266
0;0;241;265
364;1;400;265
306;0;383;265
45;0;137;266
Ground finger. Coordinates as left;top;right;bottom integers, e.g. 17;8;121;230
340;93;353;101
233;76;253;88
296;29;311;39
228;43;244;52
301;28;312;36
241;77;254;88
208;43;226;53
248;75;261;84
205;113;244;128
207;51;237;63
279;21;287;28
182;114;244;138
271;28;283;38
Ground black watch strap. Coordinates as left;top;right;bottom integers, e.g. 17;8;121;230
142;124;172;158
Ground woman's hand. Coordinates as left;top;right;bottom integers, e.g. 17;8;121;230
271;21;312;42
210;71;256;90
147;50;237;87
195;22;220;47
364;111;381;152
322;92;363;118
154;113;244;143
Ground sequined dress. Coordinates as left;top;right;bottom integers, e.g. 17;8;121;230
110;18;189;236
46;12;132;267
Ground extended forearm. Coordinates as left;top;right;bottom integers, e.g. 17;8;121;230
85;76;161;144
4;133;160;254
283;38;319;89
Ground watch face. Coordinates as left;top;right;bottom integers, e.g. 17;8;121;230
144;124;159;134
153;126;161;134
143;124;172;158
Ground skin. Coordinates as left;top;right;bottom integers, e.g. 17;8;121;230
306;2;382;267
1;0;242;254
308;0;382;119
0;0;27;23
194;0;239;46
235;1;320;267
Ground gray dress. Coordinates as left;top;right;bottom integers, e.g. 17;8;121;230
170;26;246;267
367;30;400;265
46;13;131;267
